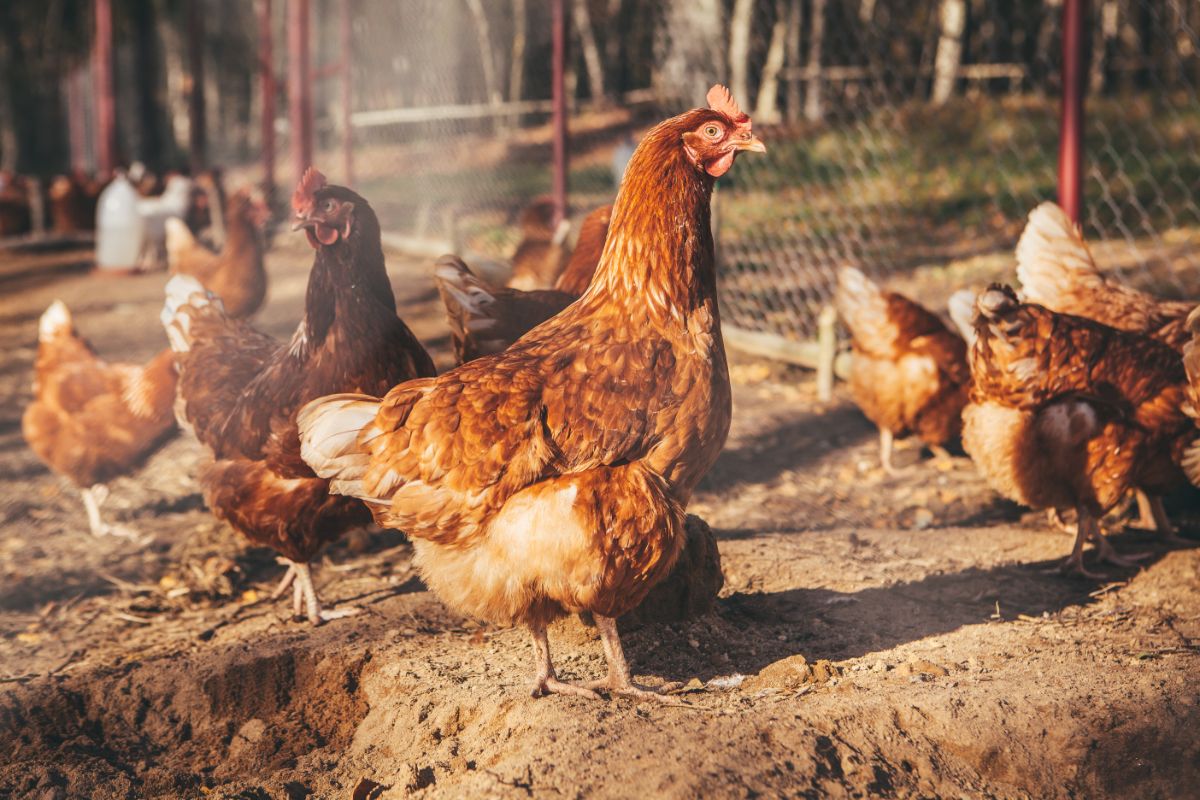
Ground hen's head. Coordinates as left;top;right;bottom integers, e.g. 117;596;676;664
291;167;375;250
675;85;766;178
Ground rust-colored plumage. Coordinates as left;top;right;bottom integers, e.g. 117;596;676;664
162;169;435;623
1015;202;1195;351
22;301;177;538
300;87;765;699
837;267;969;473
1182;307;1200;487
434;204;611;364
506;196;570;291
962;285;1191;577
167;188;272;318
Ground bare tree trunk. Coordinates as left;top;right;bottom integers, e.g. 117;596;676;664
0;29;16;172
805;0;827;122
573;0;607;103
1090;0;1118;94
931;0;966;106
784;0;802;123
464;0;502;108
728;0;754;108
604;0;623;80
754;0;789;123
655;0;723;106
859;0;877;24
508;0;526;126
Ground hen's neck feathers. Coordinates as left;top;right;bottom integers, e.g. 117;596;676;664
293;218;396;358
585;120;717;324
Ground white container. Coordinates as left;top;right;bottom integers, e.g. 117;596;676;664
95;172;144;271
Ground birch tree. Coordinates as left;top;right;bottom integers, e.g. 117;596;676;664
753;0;789;123
931;0;967;106
728;0;754;109
573;0;607;103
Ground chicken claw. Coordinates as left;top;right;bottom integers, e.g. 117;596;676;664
528;624;601;700
582;615;687;705
270;559;358;625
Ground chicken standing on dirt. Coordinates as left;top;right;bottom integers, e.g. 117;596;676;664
434;205;611;364
836;267;969;474
22;302;177;538
161;168;436;624
962;285;1192;578
298;86;765;699
165;187;272;318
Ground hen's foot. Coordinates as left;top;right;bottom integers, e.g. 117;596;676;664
583;675;686;704
1050;553;1107;580
530;675;601;700
1092;535;1150;568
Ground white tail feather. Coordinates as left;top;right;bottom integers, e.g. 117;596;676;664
1014;202;1098;306
297;393;382;500
38;300;72;341
161;274;223;353
947;289;978;347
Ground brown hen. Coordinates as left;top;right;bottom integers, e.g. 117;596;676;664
1016;202;1194;351
962;285;1191;577
166;188;272;318
162;168;435;623
23;301;177;538
837;267;969;473
299;86;764;699
434;204;611;364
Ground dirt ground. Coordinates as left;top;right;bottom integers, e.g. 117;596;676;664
1;238;1199;800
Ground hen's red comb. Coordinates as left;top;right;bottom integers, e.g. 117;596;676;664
292;166;327;214
707;84;749;123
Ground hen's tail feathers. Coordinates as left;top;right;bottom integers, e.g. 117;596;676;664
164;217;196;274
947;289;979;348
161;274;226;354
297;393;384;501
434;254;504;340
38;300;73;342
835;267;890;340
1014;202;1099;307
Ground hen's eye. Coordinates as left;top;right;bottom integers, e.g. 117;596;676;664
323;199;336;212
704;125;722;138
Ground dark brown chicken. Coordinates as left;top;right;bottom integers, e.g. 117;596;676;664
162;168;435;623
434;204;611;364
166;188;272;318
0;171;32;237
1016;202;1194;351
23;301;177;538
837;267;969;473
962;285;1191;577
299;85;764;700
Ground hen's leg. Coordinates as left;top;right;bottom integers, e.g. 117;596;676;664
80;485;139;539
1090;530;1151;568
879;429;902;475
527;624;600;700
1047;508;1077;535
1056;508;1108;580
279;560;361;625
271;560;298;599
1134;490;1157;529
1139;493;1189;545
583;615;683;703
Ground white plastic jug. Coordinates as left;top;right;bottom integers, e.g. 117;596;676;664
95;172;143;271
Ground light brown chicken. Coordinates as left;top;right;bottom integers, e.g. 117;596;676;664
1015;202;1195;351
962;285;1191;577
22;301;177;538
166;188;272;318
1182;306;1200;487
505;196;571;291
837;267;969;473
434;204;611;364
298;85;764;699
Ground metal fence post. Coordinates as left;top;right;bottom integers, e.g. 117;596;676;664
1058;0;1088;223
288;0;314;182
93;0;116;174
551;0;568;228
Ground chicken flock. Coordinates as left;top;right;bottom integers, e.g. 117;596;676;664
17;87;1200;701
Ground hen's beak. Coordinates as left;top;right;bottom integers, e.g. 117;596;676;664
737;135;767;154
291;214;315;231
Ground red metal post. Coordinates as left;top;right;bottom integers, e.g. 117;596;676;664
1058;0;1088;223
550;0;568;227
288;0;314;183
340;0;354;186
258;0;276;199
187;0;208;172
93;0;116;174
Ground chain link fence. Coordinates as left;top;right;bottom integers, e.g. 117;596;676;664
9;1;1199;349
